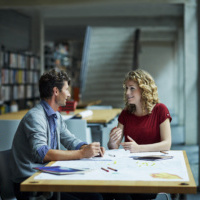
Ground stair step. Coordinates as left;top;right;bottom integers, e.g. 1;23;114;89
82;27;133;107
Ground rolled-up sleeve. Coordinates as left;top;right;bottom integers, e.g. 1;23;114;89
23;111;49;163
75;142;88;150
37;145;50;161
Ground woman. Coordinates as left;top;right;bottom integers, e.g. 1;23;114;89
108;69;172;153
105;69;172;200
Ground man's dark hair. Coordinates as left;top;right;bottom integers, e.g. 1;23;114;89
39;69;70;99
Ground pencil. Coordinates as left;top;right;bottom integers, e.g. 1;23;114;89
107;167;118;172
108;154;115;157
160;151;168;154
101;167;109;172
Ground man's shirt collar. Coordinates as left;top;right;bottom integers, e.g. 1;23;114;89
41;100;57;118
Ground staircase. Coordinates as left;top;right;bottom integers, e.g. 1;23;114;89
81;27;135;108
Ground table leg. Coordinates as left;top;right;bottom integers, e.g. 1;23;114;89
179;194;187;200
170;193;179;199
170;194;187;200
56;192;61;200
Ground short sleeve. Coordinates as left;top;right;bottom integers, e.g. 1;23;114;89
157;103;172;124
118;110;127;125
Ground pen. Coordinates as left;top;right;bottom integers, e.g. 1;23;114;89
160;151;168;154
108;154;116;157
101;167;109;172
99;148;103;157
107;167;118;172
95;149;103;157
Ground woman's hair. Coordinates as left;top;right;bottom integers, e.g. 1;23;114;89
123;69;159;114
39;69;70;99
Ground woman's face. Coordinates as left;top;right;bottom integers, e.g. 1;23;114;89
125;80;142;105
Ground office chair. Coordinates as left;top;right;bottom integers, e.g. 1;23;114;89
61;119;92;150
0;120;20;199
157;193;170;200
0;150;53;200
0;149;16;200
0;120;20;151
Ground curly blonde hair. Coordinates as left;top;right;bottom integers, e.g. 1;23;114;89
123;69;159;114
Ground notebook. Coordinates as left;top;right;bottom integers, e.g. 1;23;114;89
131;155;173;161
33;166;91;175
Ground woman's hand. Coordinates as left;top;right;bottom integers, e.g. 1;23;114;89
108;127;123;149
121;136;140;153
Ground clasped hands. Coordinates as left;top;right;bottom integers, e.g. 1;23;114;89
109;127;140;153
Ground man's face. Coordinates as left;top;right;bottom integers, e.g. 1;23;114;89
56;81;71;106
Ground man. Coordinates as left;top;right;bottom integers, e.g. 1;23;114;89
10;69;105;200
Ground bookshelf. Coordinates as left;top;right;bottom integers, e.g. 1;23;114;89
0;50;40;113
44;41;83;101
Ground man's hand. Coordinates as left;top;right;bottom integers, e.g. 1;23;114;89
80;142;105;158
97;146;105;157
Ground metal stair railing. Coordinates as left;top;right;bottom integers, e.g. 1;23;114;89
80;26;92;96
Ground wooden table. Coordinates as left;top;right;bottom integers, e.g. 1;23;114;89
0;109;121;124
74;108;121;124
77;100;102;108
0;110;28;120
21;151;196;195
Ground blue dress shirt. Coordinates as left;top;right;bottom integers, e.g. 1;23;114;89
37;100;87;161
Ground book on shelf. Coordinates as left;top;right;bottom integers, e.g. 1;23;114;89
33;84;40;98
30;57;35;69
26;85;33;98
1;86;11;101
0;50;40;106
9;53;18;68
17;70;24;84
9;70;13;84
1;69;9;84
27;71;33;83
4;52;9;66
0;51;4;67
33;71;39;83
18;85;25;99
17;54;26;68
13;85;18;100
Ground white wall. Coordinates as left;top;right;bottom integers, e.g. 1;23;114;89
139;41;176;113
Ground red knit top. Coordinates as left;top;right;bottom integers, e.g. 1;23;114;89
118;103;172;144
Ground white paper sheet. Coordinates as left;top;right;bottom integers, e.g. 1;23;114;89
79;110;93;118
61;115;73;120
35;150;189;182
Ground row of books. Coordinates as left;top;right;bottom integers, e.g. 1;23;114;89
1;69;39;84
0;104;10;114
0;51;39;69
0;85;39;101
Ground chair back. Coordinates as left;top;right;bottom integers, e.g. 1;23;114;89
61;119;92;150
0;120;20;151
0;149;16;200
